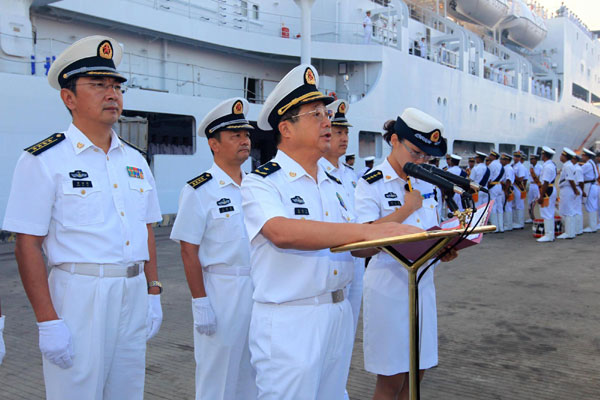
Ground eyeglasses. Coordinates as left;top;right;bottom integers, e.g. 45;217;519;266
294;106;333;122
402;140;431;161
75;82;127;94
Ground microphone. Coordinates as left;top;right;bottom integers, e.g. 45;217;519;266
420;163;489;193
403;162;465;195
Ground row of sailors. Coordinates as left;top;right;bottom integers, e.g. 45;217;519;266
532;80;553;100
431;148;599;241
1;35;457;400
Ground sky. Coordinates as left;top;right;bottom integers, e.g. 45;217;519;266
537;0;600;31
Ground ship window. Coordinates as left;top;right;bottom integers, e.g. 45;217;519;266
499;143;515;155
245;77;259;103
120;110;196;163
252;5;259;20
249;121;277;170
240;1;248;17
359;131;382;159
453;140;494;157
572;83;589;102
519;146;534;159
592;93;600;107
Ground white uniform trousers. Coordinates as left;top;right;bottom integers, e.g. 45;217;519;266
503;195;514;231
249;299;353;400
194;271;256;400
363;262;438;375
490;185;504;232
583;183;598;231
348;258;364;333
45;267;147;400
539;188;557;221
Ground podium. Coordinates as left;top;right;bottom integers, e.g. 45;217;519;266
332;222;496;400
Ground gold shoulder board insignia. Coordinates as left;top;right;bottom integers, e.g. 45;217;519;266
363;170;383;184
252;162;281;178
325;171;342;185
187;172;212;189
24;133;66;156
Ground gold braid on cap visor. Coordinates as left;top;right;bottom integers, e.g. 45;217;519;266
277;91;325;116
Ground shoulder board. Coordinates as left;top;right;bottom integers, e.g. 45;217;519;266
187;172;212;189
252;162;281;178
24;133;65;156
362;169;383;184
119;136;147;156
325;171;342;184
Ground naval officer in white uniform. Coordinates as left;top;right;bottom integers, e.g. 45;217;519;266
2;36;163;399
318;100;361;400
447;154;466;211
0;302;5;365
557;148;578;239
487;151;505;232
355;109;458;400
527;153;543;223
240;64;419;400
170;98;257;400
469;151;490;207
511;151;527;229
536;147;558;242
500;153;515;231
581;148;599;232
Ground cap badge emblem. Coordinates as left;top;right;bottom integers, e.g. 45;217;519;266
430;130;440;143
304;68;316;85
98;40;113;60
338;102;346;114
233;100;244;114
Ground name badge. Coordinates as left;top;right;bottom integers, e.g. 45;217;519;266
219;206;234;213
294;207;309;215
388;200;402;207
73;180;92;188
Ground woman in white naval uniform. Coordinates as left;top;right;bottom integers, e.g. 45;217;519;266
355;109;457;400
170;98;257;400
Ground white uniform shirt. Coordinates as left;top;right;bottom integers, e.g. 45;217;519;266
504;163;515;185
241;150;353;304
559;162;575;189
582;160;597;182
529;163;543;183
319;157;357;214
488;159;504;184
574;163;584;185
513;161;526;190
363;15;373;34
540;160;557;185
447;165;464;177
170;163;250;269
3;124;162;266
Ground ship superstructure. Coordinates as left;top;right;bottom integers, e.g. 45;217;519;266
0;0;598;222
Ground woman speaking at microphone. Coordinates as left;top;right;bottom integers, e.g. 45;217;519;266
354;108;458;400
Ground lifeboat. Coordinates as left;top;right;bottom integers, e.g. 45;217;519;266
448;0;510;29
499;0;547;50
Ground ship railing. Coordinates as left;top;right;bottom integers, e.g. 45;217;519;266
124;0;405;47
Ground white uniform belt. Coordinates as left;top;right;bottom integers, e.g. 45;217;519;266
273;287;348;306
204;265;250;276
54;262;145;278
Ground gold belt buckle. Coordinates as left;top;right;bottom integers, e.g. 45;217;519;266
331;289;344;303
127;264;140;278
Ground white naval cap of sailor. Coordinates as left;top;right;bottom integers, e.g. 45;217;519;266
48;35;126;90
541;146;555;155
257;64;334;131
327;99;352;127
475;151;487;157
197;97;253;137
562;147;576;157
583;148;595;156
450;154;462;161
364;156;375;162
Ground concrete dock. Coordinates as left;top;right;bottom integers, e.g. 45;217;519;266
0;226;598;399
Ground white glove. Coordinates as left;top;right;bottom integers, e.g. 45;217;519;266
37;319;74;369
0;315;6;365
192;297;217;336
146;294;163;341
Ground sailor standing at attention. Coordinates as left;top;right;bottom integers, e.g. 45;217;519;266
526;153;543;223
556;148;578;240
2;36;163;399
572;155;585;235
447;154;466;211
170;98;257;400
500;153;515;231
511;151;527;229
469;151;490;208
240;64;419;400
354;109;458;400
581;148;598;232
318;100;361;400
360;156;376;177
486;151;505;232
536;147;558;242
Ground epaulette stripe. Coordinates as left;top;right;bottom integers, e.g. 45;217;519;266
119;136;147;156
187;172;212;189
325;171;342;184
252;162;281;178
24;133;66;156
362;170;383;184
